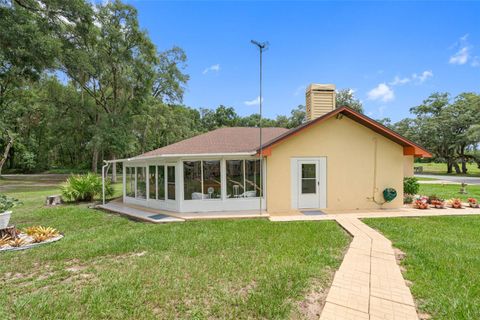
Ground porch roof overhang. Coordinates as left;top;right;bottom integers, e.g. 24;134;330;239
104;152;258;164
257;106;432;158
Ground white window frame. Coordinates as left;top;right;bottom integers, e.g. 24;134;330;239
182;159;222;201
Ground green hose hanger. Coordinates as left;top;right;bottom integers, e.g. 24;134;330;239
383;188;397;202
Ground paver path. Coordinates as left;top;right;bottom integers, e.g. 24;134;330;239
320;217;418;320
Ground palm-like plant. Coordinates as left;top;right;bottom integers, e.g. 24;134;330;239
61;173;114;202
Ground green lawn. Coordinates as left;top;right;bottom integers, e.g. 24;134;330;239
365;216;480;320
0;182;349;319
418;183;480;201
418;162;480;176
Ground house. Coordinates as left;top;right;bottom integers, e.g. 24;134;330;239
106;84;431;214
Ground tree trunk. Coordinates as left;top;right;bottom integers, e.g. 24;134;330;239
0;132;14;177
111;154;117;183
461;159;468;174
447;160;453;174
92;147;99;173
459;145;468;174
453;162;461;174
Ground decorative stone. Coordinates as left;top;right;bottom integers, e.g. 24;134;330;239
46;195;62;206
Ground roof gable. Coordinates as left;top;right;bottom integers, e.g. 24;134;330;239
259;106;432;158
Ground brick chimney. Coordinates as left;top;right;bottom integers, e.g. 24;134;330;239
305;84;336;121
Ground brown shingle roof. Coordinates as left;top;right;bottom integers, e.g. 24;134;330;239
136;127;289;158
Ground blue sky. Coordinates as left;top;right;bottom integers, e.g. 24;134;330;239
130;1;479;122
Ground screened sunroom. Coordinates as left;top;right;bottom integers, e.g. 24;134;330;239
101;127;288;214
121;156;265;212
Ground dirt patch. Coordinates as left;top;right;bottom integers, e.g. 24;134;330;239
419;312;432;319
394;247;406;261
65;265;88;273
237;280;257;298
294;275;332;320
393;247;433;320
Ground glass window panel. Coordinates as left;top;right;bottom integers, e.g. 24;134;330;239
203;160;221;199
149;166;156;199
167;166;176;200
157;165;165;200
126;167;135;197
136;167;147;199
245;159;262;197
302;164;316;178
301;179;316;194
183;161;202;200
226;160;244;198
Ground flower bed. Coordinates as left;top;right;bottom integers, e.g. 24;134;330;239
0;226;63;252
411;195;480;210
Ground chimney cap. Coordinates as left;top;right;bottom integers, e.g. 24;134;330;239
306;84;336;92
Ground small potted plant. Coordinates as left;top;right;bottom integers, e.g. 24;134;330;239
414;196;429;209
449;198;463;209
0;194;22;229
431;199;445;209
468;198;479;208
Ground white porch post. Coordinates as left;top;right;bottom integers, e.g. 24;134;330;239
101;161;110;205
221;158;227;200
122;163;126;202
146;165;150;201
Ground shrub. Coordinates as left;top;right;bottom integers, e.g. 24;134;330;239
427;194;442;204
403;177;420;195
61;173;113;202
403;194;414;204
0;194;22;212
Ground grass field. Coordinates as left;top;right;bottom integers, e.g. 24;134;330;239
418;183;480;201
415;176;439;181
0;181;349;319
418;162;480;176
365;216;480;320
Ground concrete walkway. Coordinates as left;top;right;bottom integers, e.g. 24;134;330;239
320;217;418;320
269;206;480;221
416;174;480;185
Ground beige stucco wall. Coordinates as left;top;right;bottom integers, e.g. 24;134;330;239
403;155;414;177
266;117;404;212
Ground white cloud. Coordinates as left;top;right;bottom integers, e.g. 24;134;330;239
389;76;410;86
450;47;470;65
244;96;263;106
389;70;433;86
412;70;433;83
202;64;220;74
367;83;394;102
449;34;471;65
472;57;480;67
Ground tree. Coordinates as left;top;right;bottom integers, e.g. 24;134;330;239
200;105;239;131
401;92;480;173
377;118;392;128
0;0;63;176
0;130;14;176
287;105;306;128
60;0;188;179
336;89;363;113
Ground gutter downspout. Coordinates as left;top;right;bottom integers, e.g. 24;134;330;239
102;161;110;205
371;138;386;206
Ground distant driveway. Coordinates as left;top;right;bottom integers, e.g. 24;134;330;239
416;174;480;185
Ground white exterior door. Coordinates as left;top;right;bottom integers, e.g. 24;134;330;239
292;158;327;209
298;161;320;208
